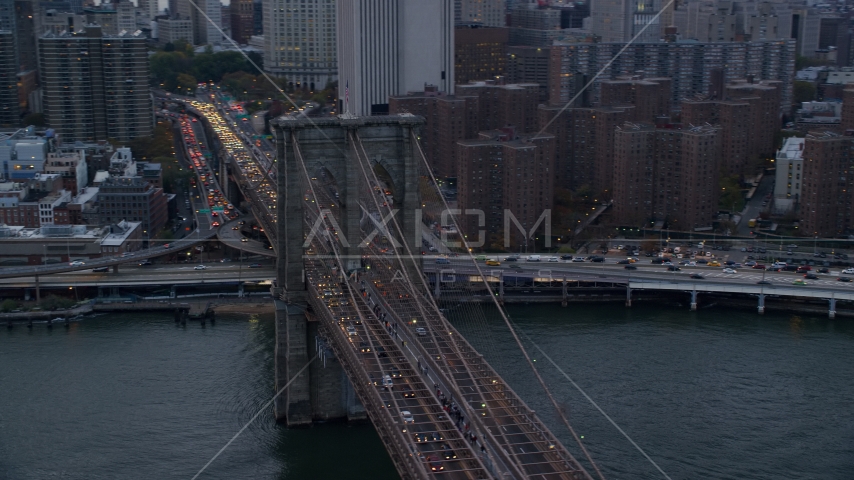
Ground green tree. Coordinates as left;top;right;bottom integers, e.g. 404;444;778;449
163;42;175;52
39;294;75;311
794;81;817;105
1;299;19;312
22;112;46;127
719;175;745;212
151;155;193;194
176;73;198;94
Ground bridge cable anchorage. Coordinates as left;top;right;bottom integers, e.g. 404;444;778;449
533;0;676;141
190;353;319;480
351;132;591;477
523;333;673;480
347;131;527;478
295;139;492;478
410;130;605;480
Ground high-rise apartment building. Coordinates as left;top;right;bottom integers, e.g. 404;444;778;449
599;77;671;123
672;0;794;43
801;131;854;237
455;25;508;85
537;105;629;195
843;88;854;134
457;129;555;248
389;80;538;179
612;123;721;229
39;26;152;142
0;31;21;127
230;0;254;44
14;0;38;74
338;0;454;116
263;0;335;90
590;0;662;43
548;39;795;115
157;17;193;46
456;0;505;27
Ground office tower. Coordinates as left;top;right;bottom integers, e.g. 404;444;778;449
338;0;454;116
264;0;336;90
456;0;506;27
548;39;795;116
175;0;221;45
230;0;254;44
39;26;152;142
253;0;262;35
15;0;38;74
505;46;551;101
801;132;854;237
138;0;158;20
455;25;508;85
0;31;20;127
157;17;193;46
98;176;168;237
590;0;662;43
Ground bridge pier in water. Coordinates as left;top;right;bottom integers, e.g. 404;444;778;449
690;290;698;311
758;293;765;314
626;286;632;307
829;297;837;319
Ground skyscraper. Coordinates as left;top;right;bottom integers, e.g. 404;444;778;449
230;0;254;44
138;0;158;21
0;30;20;127
39;26;152;142
456;0;505;27
590;0;661;43
337;0;454;116
264;0;336;90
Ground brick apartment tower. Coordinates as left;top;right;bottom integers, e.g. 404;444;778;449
842;88;854;134
801;131;854;237
613;123;721;229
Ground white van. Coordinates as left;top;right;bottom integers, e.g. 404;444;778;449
526;255;541;262
383;374;393;390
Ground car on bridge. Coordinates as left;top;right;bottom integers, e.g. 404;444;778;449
346;325;357;336
249;263;263;268
400;410;414;426
667;266;681;271
804;273;819;280
401;385;415;398
793;279;807;286
427;457;444;472
757;280;772;285
359;342;371;353
69;260;85;267
92;266;109;273
624;265;637;270
485;259;500;266
838;277;852;282
690;274;704;279
723;268;737;274
138;260;153;266
194;265;207;270
441;444;457;460
435;258;450;264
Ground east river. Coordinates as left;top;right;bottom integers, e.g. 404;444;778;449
2;304;852;479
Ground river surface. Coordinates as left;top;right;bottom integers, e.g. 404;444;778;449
2;305;853;479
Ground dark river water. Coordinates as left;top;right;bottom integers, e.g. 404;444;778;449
2;304;853;479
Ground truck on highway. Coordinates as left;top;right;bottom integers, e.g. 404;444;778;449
748;218;757;228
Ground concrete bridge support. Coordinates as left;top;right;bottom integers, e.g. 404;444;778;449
690;290;698;311
561;277;568;307
272;115;424;427
829;297;837;319
498;272;505;306
433;273;441;299
626;286;632;307
758;293;765;314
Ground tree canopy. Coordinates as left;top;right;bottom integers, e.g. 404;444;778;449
150;47;261;92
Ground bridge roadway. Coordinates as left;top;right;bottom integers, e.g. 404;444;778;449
422;259;854;303
303;250;493;479
0;228;219;280
0;264;275;288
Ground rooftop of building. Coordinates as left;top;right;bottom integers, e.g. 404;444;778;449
100;220;141;246
777;137;805;160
